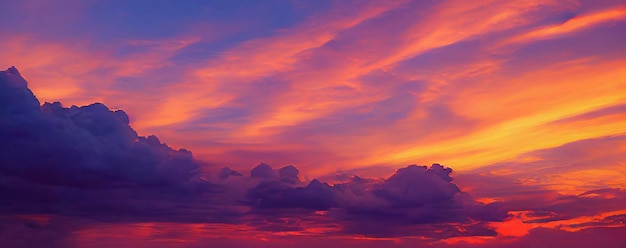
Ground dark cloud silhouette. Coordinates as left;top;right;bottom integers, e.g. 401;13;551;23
247;163;302;183
278;165;300;184
219;167;243;180
250;163;277;179
241;162;507;235
326;164;508;236
0;67;200;189
0;66;40;114
373;164;458;207
0;67;214;222
247;179;338;210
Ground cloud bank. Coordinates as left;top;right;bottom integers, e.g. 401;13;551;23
1;67;624;246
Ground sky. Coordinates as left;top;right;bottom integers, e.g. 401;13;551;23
0;0;625;247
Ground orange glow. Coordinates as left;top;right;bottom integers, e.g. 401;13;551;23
475;197;499;204
365;59;626;172
440;236;493;245
507;7;626;44
491;209;626;238
528;168;626;195
492;213;532;237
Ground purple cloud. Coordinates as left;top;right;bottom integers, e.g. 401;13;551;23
219;167;244;180
1;67;200;188
0;67;213;222
236;162;508;237
250;163;278;179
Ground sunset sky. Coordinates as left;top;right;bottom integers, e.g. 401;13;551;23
1;0;625;247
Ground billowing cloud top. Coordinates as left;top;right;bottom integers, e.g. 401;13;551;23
1;67;200;189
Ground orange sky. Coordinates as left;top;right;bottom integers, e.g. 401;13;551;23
1;1;626;247
1;0;625;193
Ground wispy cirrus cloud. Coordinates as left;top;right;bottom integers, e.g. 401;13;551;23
2;0;625;179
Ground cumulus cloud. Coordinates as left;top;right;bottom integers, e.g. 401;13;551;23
278;165;300;184
373;164;458;207
238;162;507;237
326;164;508;237
250;163;277;179
0;67;201;189
204;160;509;237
